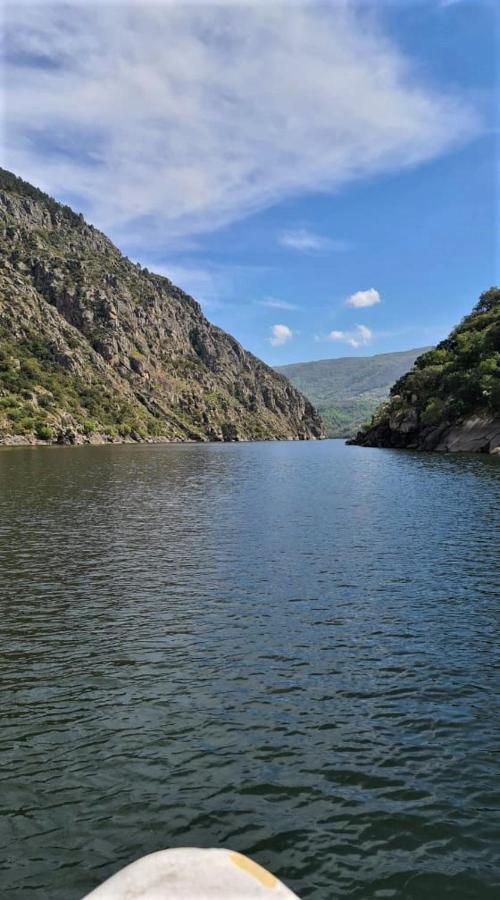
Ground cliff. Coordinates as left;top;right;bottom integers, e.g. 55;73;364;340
0;169;323;445
349;288;500;454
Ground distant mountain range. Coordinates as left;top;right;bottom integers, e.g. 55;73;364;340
0;168;322;445
276;348;431;438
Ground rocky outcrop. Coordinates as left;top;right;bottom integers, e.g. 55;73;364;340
0;168;323;444
434;417;500;453
351;414;500;454
349;288;500;455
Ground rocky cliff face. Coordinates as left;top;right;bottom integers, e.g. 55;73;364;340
0;169;323;444
351;412;500;454
349;288;500;454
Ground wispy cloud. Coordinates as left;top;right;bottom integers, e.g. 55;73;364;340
269;324;294;347
278;228;347;253
328;324;373;348
258;297;299;311
2;1;479;247
346;288;381;308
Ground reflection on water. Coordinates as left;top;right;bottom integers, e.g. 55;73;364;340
1;441;499;899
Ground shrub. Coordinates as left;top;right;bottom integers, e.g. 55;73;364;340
7;407;25;422
20;358;42;379
13;416;35;434
421;398;447;426
147;418;165;437
35;422;54;441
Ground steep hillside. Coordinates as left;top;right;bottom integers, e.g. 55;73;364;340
0;169;323;444
277;348;430;438
350;288;500;453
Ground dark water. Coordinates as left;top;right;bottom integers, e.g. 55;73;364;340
1;441;499;900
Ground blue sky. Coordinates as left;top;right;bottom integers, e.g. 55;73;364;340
3;0;497;365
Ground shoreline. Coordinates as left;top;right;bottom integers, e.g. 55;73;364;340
0;433;325;449
349;415;500;456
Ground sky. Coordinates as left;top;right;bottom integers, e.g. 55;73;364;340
2;0;498;365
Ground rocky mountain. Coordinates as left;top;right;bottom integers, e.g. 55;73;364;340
276;348;431;438
350;288;500;453
0;168;323;445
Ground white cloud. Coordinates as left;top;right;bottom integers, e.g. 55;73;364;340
278;228;341;252
2;1;479;247
258;297;299;311
328;324;373;348
346;288;381;308
269;324;294;347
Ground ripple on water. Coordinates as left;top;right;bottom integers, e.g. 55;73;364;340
0;441;499;899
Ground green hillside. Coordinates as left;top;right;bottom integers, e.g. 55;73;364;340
351;288;500;452
277;348;431;438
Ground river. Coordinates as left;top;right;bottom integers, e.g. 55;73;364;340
1;440;499;899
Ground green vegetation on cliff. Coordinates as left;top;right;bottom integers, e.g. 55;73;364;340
276;348;430;438
351;288;500;452
0;167;323;444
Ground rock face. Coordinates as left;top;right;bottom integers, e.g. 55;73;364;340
0;169;323;444
350;288;500;454
352;414;500;454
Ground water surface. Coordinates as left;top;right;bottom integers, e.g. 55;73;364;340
1;441;499;899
